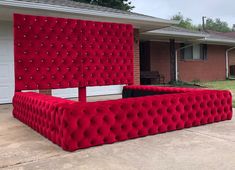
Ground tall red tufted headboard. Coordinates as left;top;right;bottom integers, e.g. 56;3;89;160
14;14;134;93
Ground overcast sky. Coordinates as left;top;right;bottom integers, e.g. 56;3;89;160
132;0;235;27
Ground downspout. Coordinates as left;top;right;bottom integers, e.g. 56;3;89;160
225;47;235;79
175;44;195;81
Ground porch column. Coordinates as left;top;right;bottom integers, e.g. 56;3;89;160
169;39;176;82
134;29;140;85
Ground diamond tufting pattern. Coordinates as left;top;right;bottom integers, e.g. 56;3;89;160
12;86;233;151
13;92;75;143
14;14;134;91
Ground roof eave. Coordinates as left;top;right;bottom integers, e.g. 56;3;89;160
0;0;178;30
142;30;205;39
199;37;235;46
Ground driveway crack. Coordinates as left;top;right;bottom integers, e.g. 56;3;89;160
0;153;63;169
186;129;235;143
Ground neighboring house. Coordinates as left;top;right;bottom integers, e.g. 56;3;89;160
0;0;177;104
140;26;235;83
207;30;235;38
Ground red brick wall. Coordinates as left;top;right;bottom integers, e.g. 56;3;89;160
179;45;226;82
229;50;235;66
149;42;227;82
133;29;140;85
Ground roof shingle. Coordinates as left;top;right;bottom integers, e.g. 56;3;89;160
13;0;161;20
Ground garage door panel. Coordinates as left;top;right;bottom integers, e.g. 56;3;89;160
0;21;12;39
0;84;14;103
0;41;13;57
0;22;15;104
0;63;12;79
0;62;14;103
0;63;14;82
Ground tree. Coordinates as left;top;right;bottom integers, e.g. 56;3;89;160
205;18;231;32
171;13;232;32
171;12;232;32
171;12;197;30
72;0;134;11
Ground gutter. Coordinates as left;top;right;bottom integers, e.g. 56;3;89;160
225;47;235;78
200;37;235;45
0;0;178;26
144;30;205;39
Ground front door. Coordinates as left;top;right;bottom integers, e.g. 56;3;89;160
140;41;151;85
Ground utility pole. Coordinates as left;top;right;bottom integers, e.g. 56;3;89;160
202;16;206;30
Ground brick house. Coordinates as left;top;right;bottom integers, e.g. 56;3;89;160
140;26;235;83
0;0;177;104
206;30;235;77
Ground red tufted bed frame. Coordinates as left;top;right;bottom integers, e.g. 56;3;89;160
13;14;233;151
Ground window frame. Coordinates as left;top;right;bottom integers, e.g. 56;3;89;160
180;43;207;61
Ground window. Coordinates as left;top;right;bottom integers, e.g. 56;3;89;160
181;44;207;60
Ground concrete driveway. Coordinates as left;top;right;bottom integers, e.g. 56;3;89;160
0;96;235;170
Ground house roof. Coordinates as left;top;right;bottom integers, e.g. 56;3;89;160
206;30;235;39
0;0;178;31
142;26;235;46
220;32;235;38
14;0;154;19
142;26;206;39
201;30;235;45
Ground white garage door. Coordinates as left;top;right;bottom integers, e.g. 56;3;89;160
0;21;14;104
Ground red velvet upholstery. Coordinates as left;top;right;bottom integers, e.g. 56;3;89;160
13;92;75;143
123;85;203;93
14;14;133;91
13;86;233;151
122;85;205;98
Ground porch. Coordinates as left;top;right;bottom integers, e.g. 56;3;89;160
139;26;235;84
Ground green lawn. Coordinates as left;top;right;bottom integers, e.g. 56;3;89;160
199;80;235;91
198;80;235;107
158;80;235;107
161;80;235;107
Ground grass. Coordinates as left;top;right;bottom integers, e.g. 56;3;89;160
199;80;235;91
198;80;235;107
158;80;235;107
157;80;202;88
